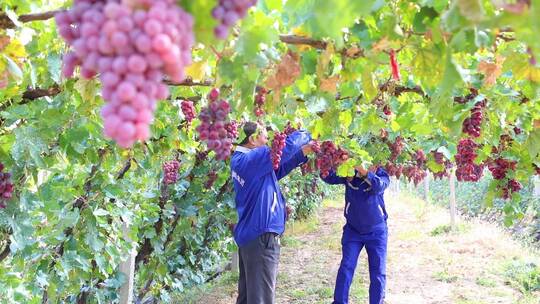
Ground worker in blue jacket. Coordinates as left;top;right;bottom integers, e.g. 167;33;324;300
322;165;390;304
231;122;313;304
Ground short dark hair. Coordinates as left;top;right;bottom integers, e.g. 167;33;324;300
239;122;259;145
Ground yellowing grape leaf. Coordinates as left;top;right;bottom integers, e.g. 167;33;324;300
371;37;392;53
265;51;301;90
478;55;505;86
185;61;208;81
316;43;334;79
292;27;311;52
320;74;340;94
4;38;26;62
535;119;540;129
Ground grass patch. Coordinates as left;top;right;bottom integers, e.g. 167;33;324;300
396;229;423;241
503;259;540;293
172;271;238;303
430;223;471;236
323;198;343;209
287;215;320;236
434;269;458;283
281;235;303;248
476;275;497;287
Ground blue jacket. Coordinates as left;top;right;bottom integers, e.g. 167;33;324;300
322;168;390;234
230;131;310;247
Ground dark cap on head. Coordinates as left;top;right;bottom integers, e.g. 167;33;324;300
239;121;259;145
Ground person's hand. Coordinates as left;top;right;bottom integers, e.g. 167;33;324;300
354;165;368;177
301;141;315;155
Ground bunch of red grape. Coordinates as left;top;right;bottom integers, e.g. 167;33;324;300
181;100;196;125
432;151;452;179
453;88;479;104
162;160;180;185
488;158;517;180
271;131;286;170
315;141;349;178
0;163;14;208
462;100;487;138
225;120;239;139
196;88;234;160
301;160;315;176
402;165;427;185
254;87;267;117
388;136;404;161
535;164;540;175
415;150;426;167
205;171;218;188
502;179;522;199
514;126;522;135
283;121;298;136
56;0;194;148
455;138;484;182
211;0;258;39
385;163;404;179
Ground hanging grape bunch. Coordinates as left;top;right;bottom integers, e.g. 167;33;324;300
0;163;14;209
55;0;195;148
315;141;349;178
462;99;487;138
283;121;298;136
225;120;239;140
196;88;234;160
162;160;180;185
388;136;404;161
502;179;522;199
271;132;286;170
384;163;403;179
488;158;517;180
181;100;196;126
205;171;218;188
453;88;479;104
455;138;484;182
211;0;258;39
254;87;267;117
432;151;452;179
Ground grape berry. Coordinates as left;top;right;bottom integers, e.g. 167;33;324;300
0;163;14;208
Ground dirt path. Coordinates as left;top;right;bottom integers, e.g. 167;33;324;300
181;192;540;304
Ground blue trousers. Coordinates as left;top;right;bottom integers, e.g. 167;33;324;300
333;224;388;304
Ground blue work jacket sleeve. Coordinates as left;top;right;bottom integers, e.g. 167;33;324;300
366;168;390;194
275;149;308;180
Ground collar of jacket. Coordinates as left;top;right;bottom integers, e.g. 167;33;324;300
235;146;251;153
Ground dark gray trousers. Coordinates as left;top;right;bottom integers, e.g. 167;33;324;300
236;233;281;304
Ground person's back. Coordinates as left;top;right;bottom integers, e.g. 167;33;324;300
230;122;313;304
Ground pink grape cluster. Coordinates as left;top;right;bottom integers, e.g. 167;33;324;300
55;0;194;148
388;136;404;161
415;150;426;167
181;100;196;125
211;0;258;39
502;179;522;199
455;138;484;182
402;165;427;186
225;120;239;139
462;100;487;138
196;89;234;160
385;163;404;179
162;160;180;185
315;141;349;178
488;158;517;180
283;121;298;136
432;151;452;179
271;132;286;170
0;163;14;208
254;87;267;117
